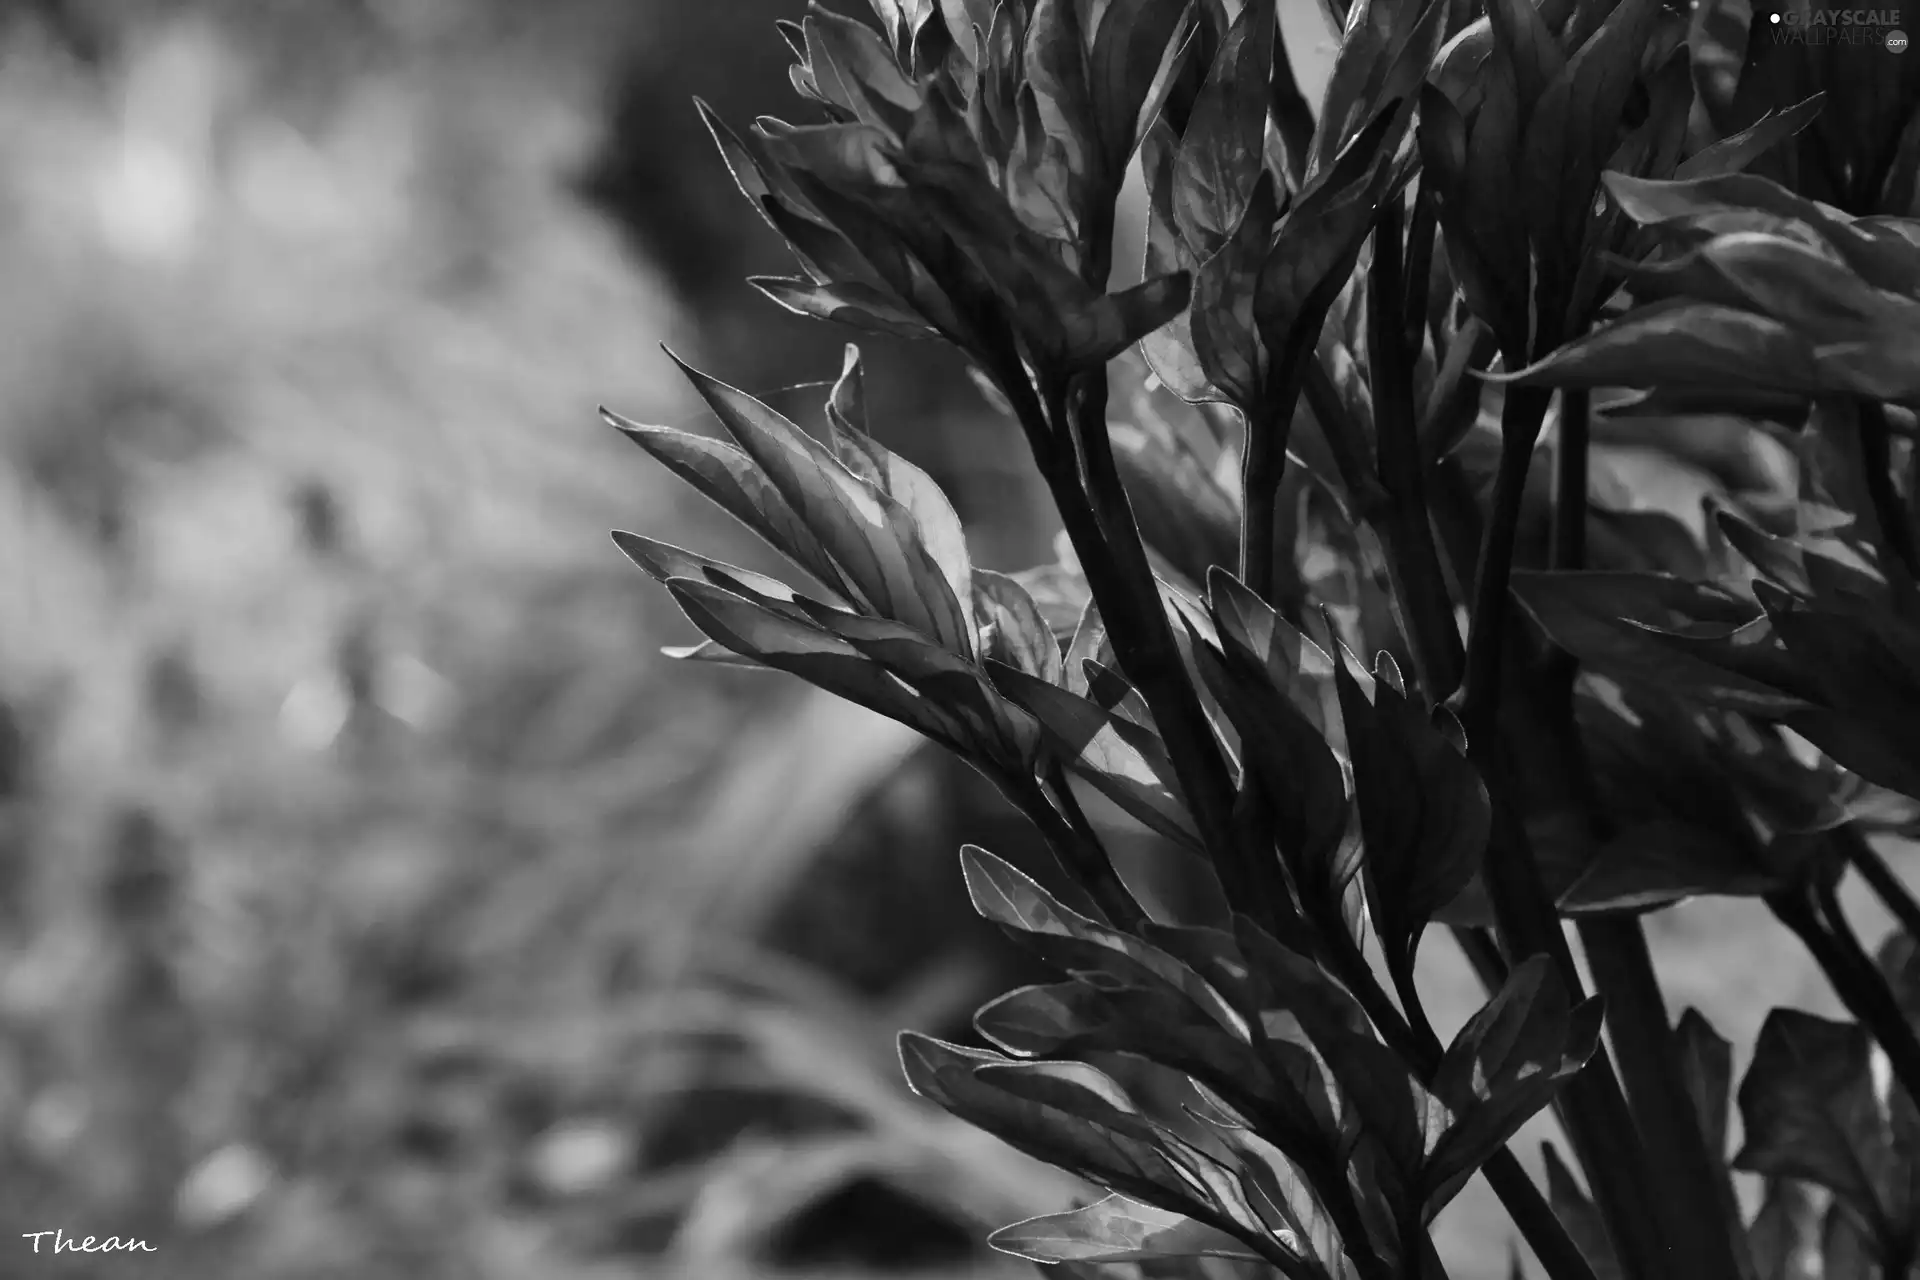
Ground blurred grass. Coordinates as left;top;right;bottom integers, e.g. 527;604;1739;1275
0;5;1076;1277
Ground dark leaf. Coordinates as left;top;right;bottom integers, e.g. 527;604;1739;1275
1110;420;1240;589
1678;94;1825;181
1192;171;1282;411
1820;1201;1875;1280
897;1033;1217;1219
750;275;937;336
1172;0;1276;257
1510;569;1812;714
822;345;974;615
1556;819;1782;914
989;1195;1263;1264
958;846;1249;1035
608;412;852;605
1426;958;1605;1215
1734;1009;1895;1237
988;661;1206;850
666;352;977;657
1675;1008;1735;1161
1334;646;1490;982
1747;1178;1821;1280
974;570;1065;684
664;577;971;752
1501;299;1822;394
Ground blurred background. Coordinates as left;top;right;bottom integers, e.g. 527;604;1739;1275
0;2;1909;1278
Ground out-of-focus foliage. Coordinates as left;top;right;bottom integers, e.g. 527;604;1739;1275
0;3;1090;1277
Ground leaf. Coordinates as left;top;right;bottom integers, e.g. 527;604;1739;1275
1192;171;1281;411
1677;94;1826;181
666;353;977;658
1747;1178;1821;1280
1334;646;1490;984
1257;106;1408;374
1501;299;1822;394
1109;423;1240;589
1518;0;1660;296
789;598;1039;760
1425;958;1605;1215
1312;0;1449;184
958;846;1249;1038
1086;0;1195;175
801;6;924;131
973;570;1065;685
608;413;853;604
1734;1009;1895;1238
1171;0;1275;257
972;981;1285;1120
1556;819;1782;914
664;577;972;753
750;275;937;337
1315;1026;1451;1209
989;1194;1263;1263
897;1033;1216;1218
1510;570;1812;715
1820;1200;1875;1280
989;661;1206;850
822;346;974;621
611;531;813;605
1675;1008;1735;1160
1485;0;1567;115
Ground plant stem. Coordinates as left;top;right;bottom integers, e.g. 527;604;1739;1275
1579;915;1748;1280
1460;385;1551;736
1241;358;1308;603
1452;923;1509;990
1040;765;1143;930
1451;381;1678;1280
1774;880;1920;1106
1324;929;1599;1280
1418;319;1497;465
1544;386;1744;1280
1367;199;1464;700
1402;186;1437;362
1046;372;1248;910
1842;824;1920;940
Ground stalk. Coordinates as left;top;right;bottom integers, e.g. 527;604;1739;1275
1773;879;1920;1106
1241;358;1309;603
1322;929;1600;1280
1367;200;1465;700
1841;823;1920;941
1548;387;1746;1280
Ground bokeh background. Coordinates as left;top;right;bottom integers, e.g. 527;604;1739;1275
2;2;1914;1278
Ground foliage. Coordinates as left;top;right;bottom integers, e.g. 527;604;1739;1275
627;0;1920;1276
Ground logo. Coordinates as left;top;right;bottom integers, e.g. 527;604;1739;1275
1766;6;1907;46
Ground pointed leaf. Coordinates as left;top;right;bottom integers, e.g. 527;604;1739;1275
1425;958;1605;1215
989;1195;1263;1263
1171;0;1275;257
1502;299;1822;393
668;354;976;657
1734;1009;1895;1237
1678;94;1826;181
989;661;1206;850
973;570;1065;684
664;577;972;752
1334;646;1490;981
